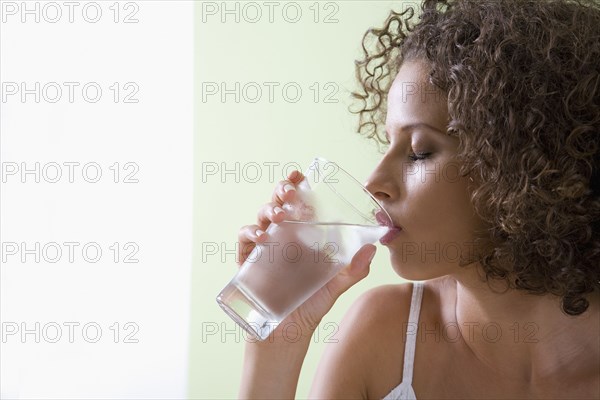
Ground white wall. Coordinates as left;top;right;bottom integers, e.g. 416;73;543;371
0;1;193;398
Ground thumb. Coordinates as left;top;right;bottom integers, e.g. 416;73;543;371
324;244;377;301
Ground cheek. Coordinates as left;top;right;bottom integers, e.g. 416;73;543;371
386;165;481;279
405;164;476;242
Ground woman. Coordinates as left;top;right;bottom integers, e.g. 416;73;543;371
236;0;600;398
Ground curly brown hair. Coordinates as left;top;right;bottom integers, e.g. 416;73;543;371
352;0;600;315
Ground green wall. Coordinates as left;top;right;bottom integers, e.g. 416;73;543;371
190;2;407;398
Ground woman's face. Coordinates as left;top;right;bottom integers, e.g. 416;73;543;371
365;60;485;280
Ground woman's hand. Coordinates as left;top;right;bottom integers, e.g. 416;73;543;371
237;170;378;345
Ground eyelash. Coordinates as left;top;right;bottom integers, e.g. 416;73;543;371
382;139;432;162
408;152;432;162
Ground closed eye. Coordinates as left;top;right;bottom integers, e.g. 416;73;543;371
408;152;432;162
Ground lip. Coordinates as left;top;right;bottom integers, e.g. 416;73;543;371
375;210;403;245
379;228;402;245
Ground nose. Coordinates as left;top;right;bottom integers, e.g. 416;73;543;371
364;157;397;203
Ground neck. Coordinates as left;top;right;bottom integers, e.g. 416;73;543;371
449;264;599;383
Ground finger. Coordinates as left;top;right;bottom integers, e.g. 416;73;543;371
257;202;287;227
237;224;267;266
287;169;304;183
324;244;377;301
238;224;267;244
271;171;304;205
271;179;297;205
238;242;254;267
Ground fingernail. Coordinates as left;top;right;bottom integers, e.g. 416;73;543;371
255;229;265;237
273;206;284;215
283;184;295;193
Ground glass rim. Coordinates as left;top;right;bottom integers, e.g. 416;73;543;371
309;156;392;226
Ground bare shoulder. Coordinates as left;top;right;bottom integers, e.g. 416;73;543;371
309;282;422;399
344;283;417;328
360;280;454;398
311;278;459;399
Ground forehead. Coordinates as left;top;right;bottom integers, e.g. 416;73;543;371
386;61;449;131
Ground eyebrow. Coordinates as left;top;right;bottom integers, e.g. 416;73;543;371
385;123;446;142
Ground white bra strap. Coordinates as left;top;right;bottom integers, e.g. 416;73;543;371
401;281;424;384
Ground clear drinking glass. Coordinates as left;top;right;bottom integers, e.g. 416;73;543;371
216;157;392;341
